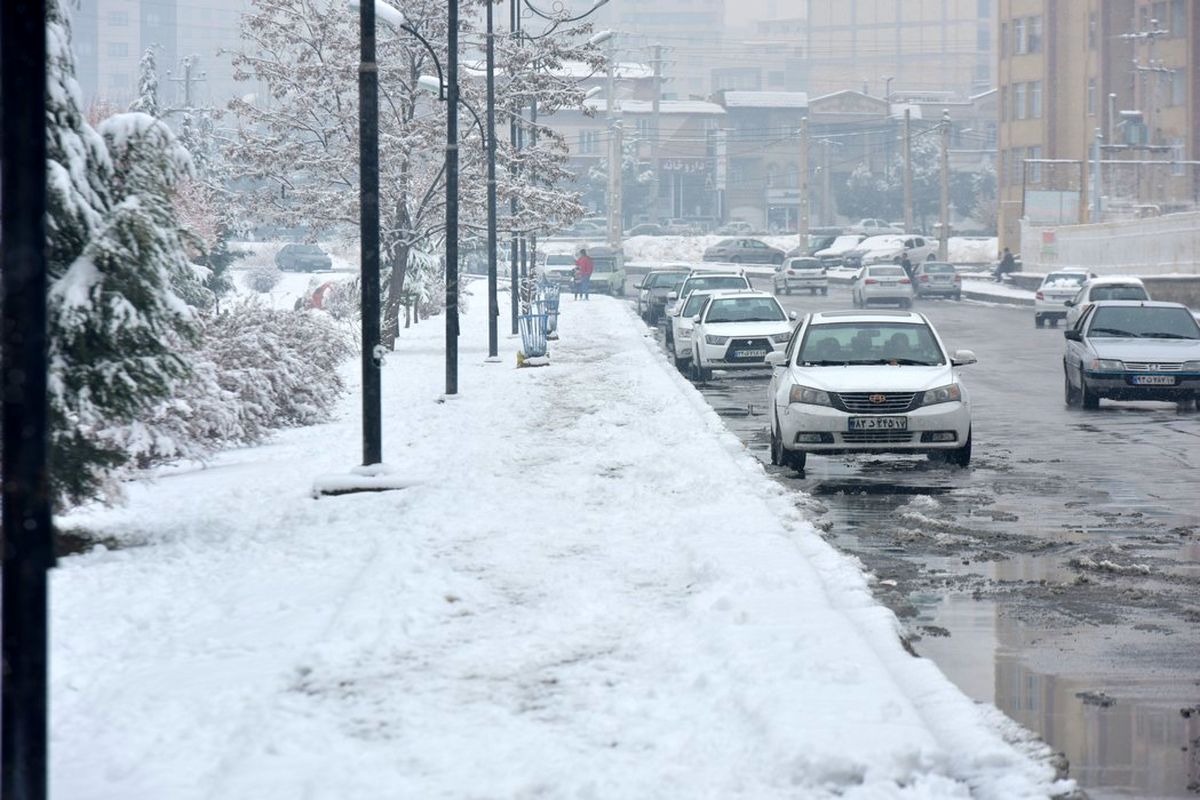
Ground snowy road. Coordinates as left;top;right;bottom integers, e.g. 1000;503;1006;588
654;283;1200;799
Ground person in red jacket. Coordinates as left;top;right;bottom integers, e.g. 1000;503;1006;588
574;248;595;300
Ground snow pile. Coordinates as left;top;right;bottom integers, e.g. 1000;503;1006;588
52;291;1072;798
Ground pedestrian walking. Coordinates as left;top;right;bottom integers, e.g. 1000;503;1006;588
900;253;914;279
575;248;594;300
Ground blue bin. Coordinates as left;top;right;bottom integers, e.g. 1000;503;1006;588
519;312;549;358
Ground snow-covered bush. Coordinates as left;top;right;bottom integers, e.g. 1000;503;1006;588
245;263;282;293
100;300;354;474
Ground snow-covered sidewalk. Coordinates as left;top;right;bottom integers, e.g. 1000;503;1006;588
52;285;1071;798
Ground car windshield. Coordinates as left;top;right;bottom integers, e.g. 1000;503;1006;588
798;322;945;366
715;239;736;247
682;292;713;316
545;255;574;266
684;276;749;293
1087;306;1200;339
704;297;786;323
651;272;688;287
1090;285;1148;301
1043;273;1087;289
922;263;955;274
867;266;906;278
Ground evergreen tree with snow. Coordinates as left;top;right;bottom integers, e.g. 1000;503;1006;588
46;0;201;505
128;47;160;117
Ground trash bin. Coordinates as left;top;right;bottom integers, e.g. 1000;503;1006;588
518;312;549;358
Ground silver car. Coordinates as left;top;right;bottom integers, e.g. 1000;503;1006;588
1063;301;1200;410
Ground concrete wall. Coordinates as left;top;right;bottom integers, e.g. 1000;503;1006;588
1020;212;1200;276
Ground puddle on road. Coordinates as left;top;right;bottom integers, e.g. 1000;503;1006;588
681;361;1200;798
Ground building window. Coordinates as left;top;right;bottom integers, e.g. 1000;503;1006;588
977;0;990;18
1000;22;1007;58
1013;18;1025;54
109;72;130;88
1087;79;1096;115
1009;147;1024;184
1027;16;1043;53
1171;139;1186;175
636;118;653;140
1152;2;1168;30
1029;81;1042;118
1000;86;1008;121
1014;82;1027;120
1028;146;1042;183
1171;0;1186;36
579;130;599;155
1088;13;1097;48
108;10;129;25
1169;69;1186;106
107;42;129;57
977;24;991;52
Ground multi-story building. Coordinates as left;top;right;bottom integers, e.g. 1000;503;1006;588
997;0;1199;251
803;0;995;100
600;0;725;99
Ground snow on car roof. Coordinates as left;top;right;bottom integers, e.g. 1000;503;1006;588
1086;275;1145;286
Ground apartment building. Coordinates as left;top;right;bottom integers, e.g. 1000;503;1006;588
803;0;995;100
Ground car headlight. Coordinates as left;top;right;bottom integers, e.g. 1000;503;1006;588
789;385;832;406
921;383;962;405
705;335;729;345
1088;359;1124;371
771;332;791;343
1184;360;1200;371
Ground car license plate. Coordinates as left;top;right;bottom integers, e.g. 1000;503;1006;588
934;276;951;282
880;281;896;286
1131;375;1176;385
733;349;767;359
848;416;908;431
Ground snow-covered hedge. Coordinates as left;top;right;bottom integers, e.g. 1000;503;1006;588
100;301;353;482
245;263;282;293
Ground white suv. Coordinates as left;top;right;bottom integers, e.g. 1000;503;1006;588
766;310;976;469
1063;276;1149;328
1034;269;1095;328
663;271;752;350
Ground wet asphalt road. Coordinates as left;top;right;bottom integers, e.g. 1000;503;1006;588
645;283;1200;799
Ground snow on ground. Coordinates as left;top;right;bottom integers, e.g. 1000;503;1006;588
51;288;1071;798
229;240;357;310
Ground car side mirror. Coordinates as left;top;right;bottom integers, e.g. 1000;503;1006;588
950;349;977;366
1064;300;1075;307
765;352;787;367
667;292;677;302
691;314;702;324
789;311;798;320
1064;329;1082;341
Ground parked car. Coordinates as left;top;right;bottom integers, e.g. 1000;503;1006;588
773;257;828;296
635;269;690;324
852;264;914;308
627;223;666;237
1063;301;1200;409
541;252;578;286
275;243;333;272
848;218;903;236
701;238;786;265
714;220;756;236
560;220;605;238
786;229;841;258
583;245;626;295
664;271;753;349
843;235;936;268
1063;276;1150;328
668;289;719;371
766;309;977;470
814;234;867;266
1034;268;1096;328
912;261;962;300
688;291;797;381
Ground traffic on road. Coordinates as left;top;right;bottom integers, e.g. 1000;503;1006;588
636;271;1200;799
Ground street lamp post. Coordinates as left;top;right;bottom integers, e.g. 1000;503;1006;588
445;0;460;395
485;0;500;360
358;0;382;463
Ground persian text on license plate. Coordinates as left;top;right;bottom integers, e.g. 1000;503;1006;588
1131;375;1176;385
848;416;908;431
733;349;767;359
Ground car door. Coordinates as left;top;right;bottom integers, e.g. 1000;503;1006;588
1064;304;1094;385
769;318;805;416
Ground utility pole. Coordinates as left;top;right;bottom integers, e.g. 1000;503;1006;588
649;44;662;222
358;0;382;461
484;0;499;359
938;109;950;261
821;139;832;226
168;55;206;109
1092;127;1104;222
444;0;459;396
797;116;809;253
903;108;913;233
605;35;622;247
509;0;520;335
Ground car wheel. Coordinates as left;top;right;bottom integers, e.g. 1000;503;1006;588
769;418;784;466
1079;375;1100;409
1063;367;1078;406
901;299;912;309
820;287;828;296
945;428;972;467
1035;314;1044;329
785;284;792;295
1049;317;1059;328
674;355;690;373
785;447;806;471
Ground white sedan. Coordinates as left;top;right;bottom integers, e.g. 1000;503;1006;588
766;310;977;469
688;291;797;381
852;265;914;308
667;289;718;371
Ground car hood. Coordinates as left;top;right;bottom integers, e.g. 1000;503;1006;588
701;321;792;337
792;364;954;393
1088;338;1200;361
